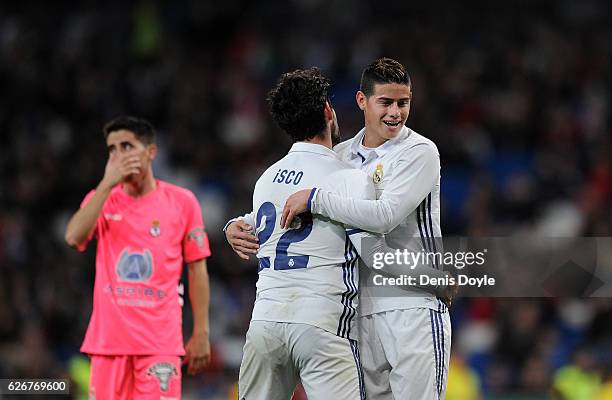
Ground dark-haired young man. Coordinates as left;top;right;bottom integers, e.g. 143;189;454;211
228;67;369;400
65;116;212;399
279;58;451;400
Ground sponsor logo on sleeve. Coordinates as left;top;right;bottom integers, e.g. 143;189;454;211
187;227;206;248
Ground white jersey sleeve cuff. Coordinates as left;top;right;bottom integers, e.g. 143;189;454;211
307;188;319;212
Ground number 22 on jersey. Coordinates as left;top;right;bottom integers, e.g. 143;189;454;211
255;202;313;272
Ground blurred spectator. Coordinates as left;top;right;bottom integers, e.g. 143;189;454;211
552;347;602;400
446;353;483;400
596;370;612;400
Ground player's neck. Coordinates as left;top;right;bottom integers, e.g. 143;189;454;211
122;173;157;197
303;132;332;149
362;131;387;148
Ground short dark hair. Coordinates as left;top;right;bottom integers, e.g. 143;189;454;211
360;57;411;97
267;67;330;142
103;116;156;145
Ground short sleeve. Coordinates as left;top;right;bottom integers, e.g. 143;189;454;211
182;191;212;263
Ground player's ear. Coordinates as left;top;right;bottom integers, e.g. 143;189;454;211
356;91;366;111
323;101;333;122
148;143;157;160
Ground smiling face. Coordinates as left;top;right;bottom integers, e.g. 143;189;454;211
357;82;412;148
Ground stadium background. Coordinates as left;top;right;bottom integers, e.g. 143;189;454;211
0;0;611;399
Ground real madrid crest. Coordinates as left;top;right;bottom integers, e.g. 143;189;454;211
373;164;384;184
150;220;161;237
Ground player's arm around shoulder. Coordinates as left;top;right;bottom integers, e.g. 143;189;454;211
332;167;376;201
356;141;439;233
334;168;378;246
279;166;373;229
381;140;439;203
395;140;440;173
353;169;376;201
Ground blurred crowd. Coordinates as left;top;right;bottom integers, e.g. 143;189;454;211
0;1;611;399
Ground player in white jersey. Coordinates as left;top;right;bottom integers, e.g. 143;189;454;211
230;67;373;400
226;67;451;400
279;58;453;400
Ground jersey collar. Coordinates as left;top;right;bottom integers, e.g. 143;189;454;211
349;126;411;162
117;179;162;202
289;142;339;159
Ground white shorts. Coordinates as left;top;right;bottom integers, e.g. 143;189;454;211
358;308;451;400
239;320;365;400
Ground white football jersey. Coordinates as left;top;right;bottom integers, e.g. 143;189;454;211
315;126;446;315
243;142;376;340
